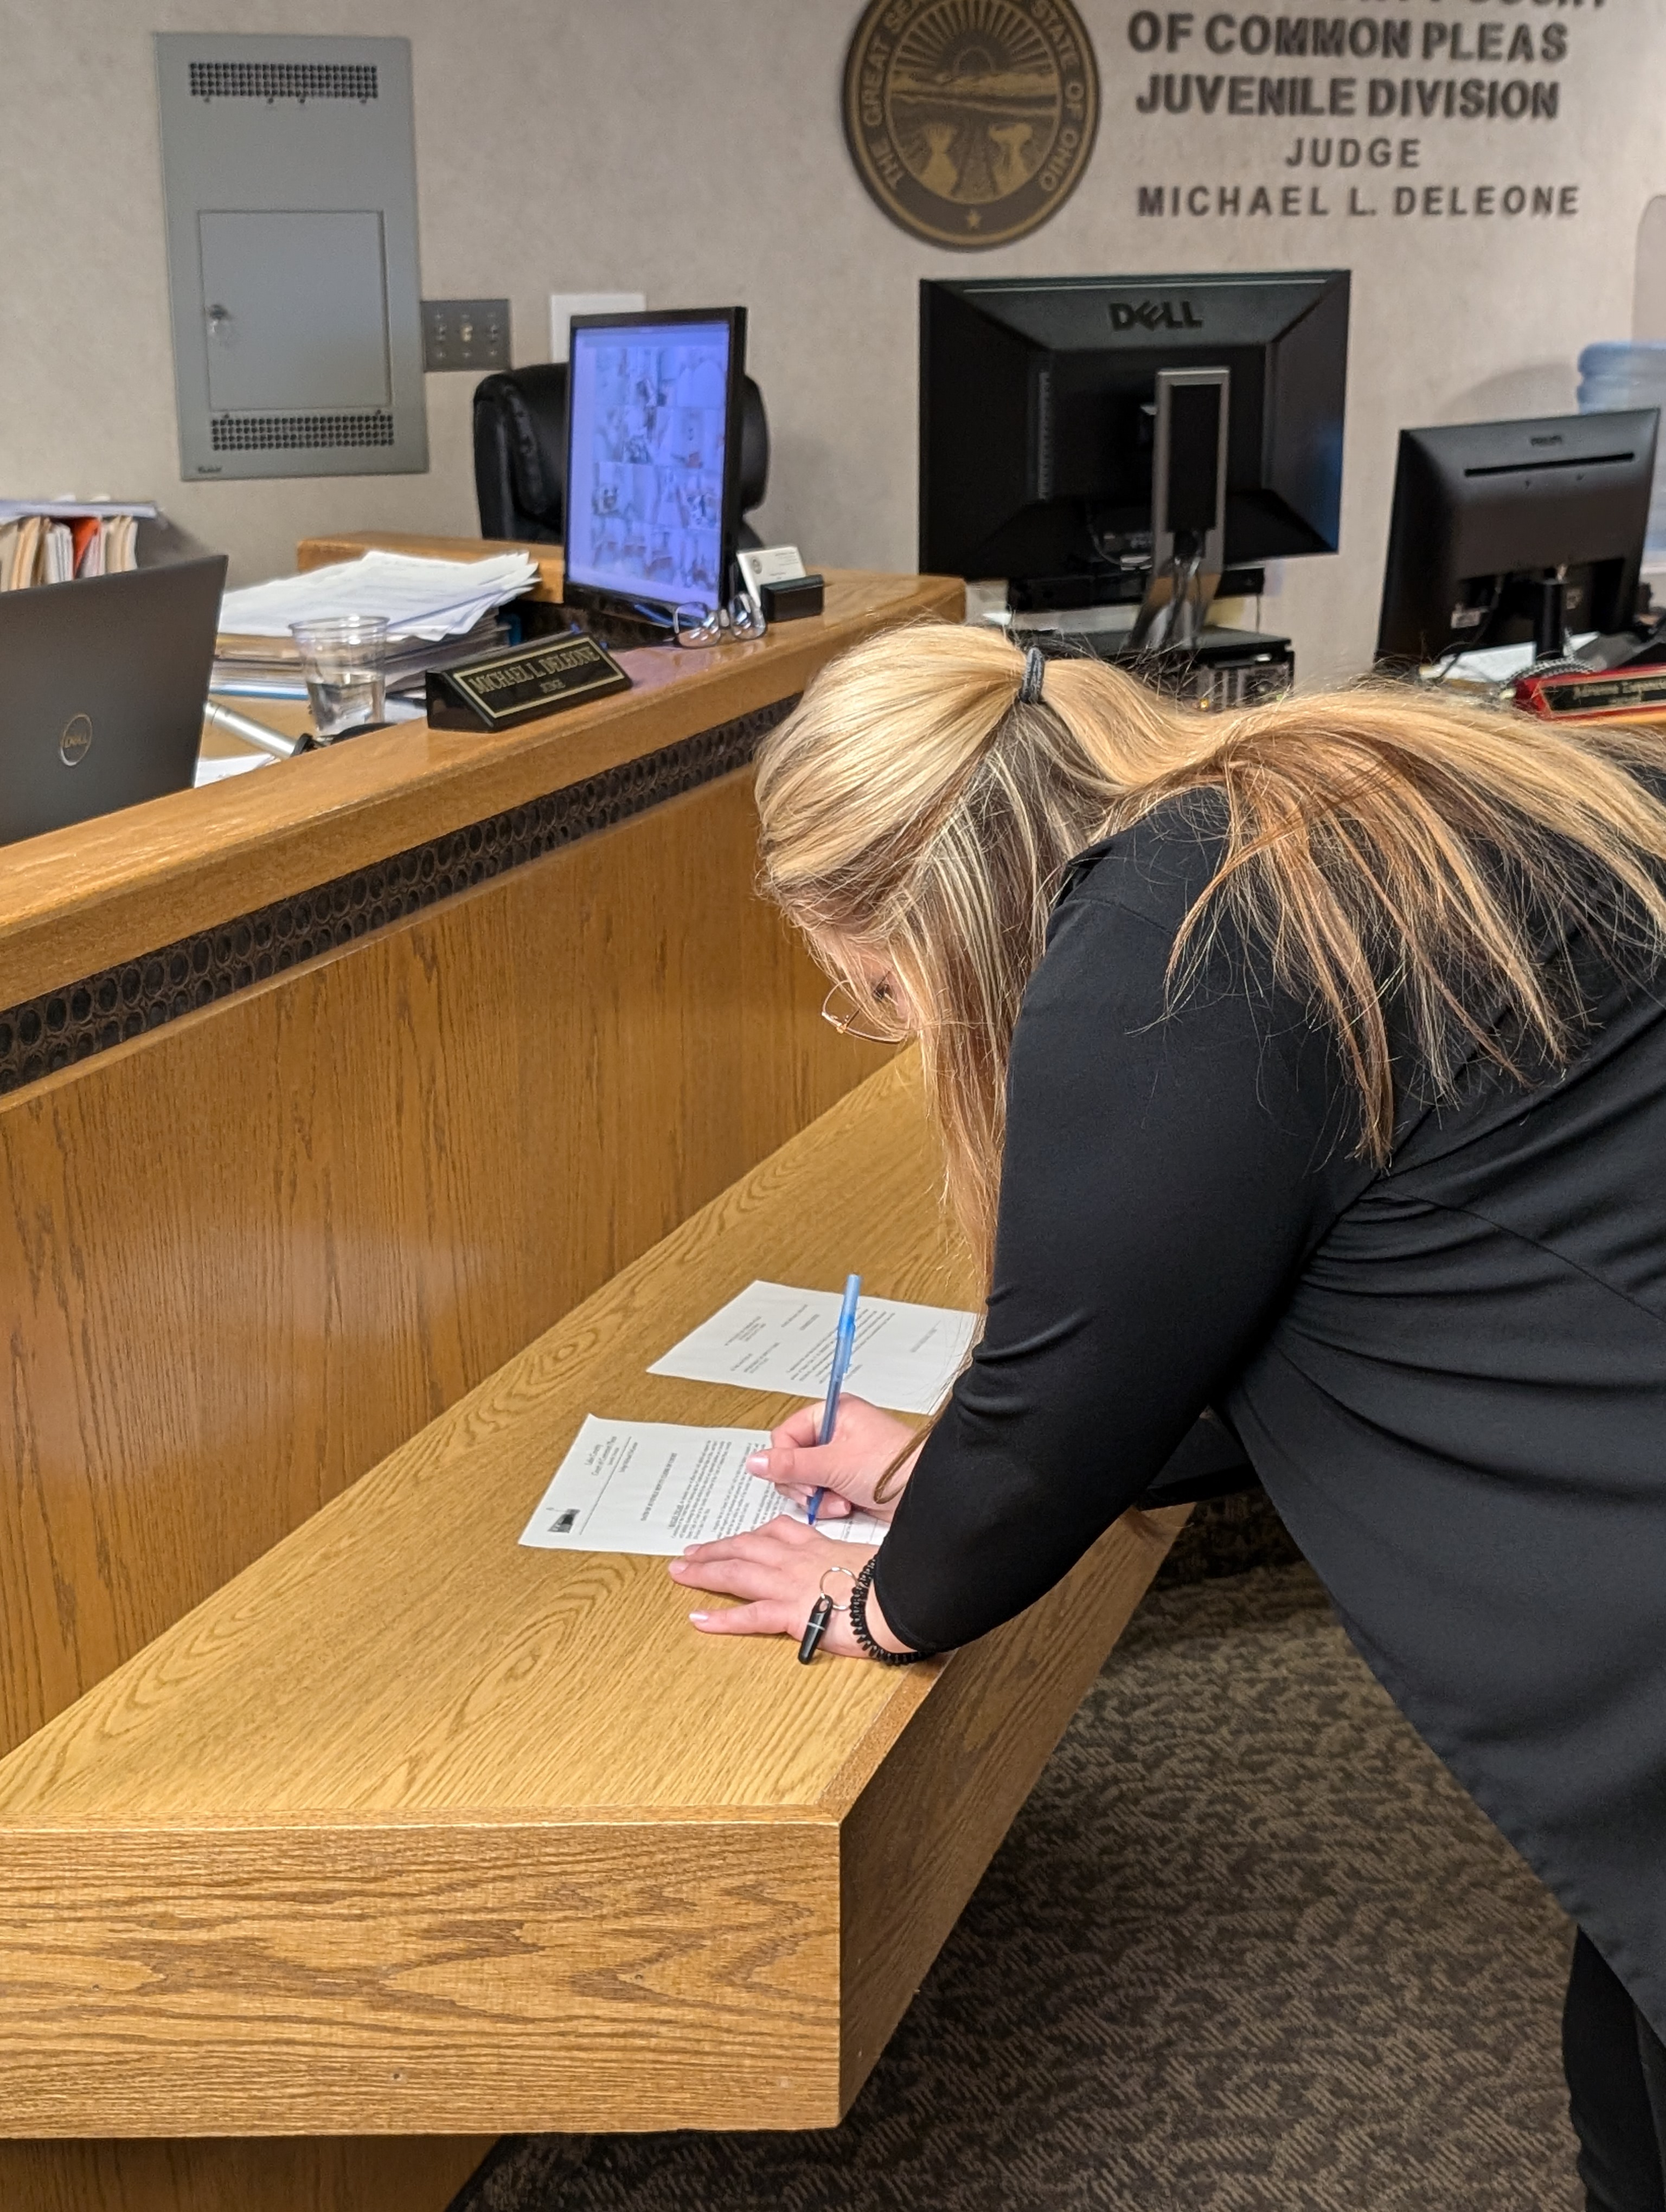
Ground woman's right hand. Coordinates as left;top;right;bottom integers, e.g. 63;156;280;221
745;1395;924;1525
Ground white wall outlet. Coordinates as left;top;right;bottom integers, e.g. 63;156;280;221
548;292;646;362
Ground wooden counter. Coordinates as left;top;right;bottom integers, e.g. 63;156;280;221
0;548;957;1769
0;551;951;1017
0;1058;1184;2202
0;539;964;2211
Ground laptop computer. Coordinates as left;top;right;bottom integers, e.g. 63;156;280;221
0;554;227;846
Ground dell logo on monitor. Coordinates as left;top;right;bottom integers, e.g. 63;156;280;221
1110;299;1203;331
59;713;92;766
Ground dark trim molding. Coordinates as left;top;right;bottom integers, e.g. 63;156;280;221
0;697;798;1098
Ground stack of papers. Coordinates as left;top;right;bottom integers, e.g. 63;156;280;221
212;616;510;702
217;549;540;641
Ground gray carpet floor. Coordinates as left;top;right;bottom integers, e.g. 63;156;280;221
452;1564;1581;2211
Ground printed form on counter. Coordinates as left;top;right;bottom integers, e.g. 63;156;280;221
519;1417;890;1555
646;1279;978;1414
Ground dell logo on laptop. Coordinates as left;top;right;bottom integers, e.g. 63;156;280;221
59;713;92;766
1110;299;1203;331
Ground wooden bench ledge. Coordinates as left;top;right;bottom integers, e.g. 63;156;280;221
0;1058;1183;2139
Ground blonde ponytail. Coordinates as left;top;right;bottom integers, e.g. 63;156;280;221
755;622;1666;1277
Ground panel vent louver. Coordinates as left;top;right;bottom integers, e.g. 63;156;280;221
211;412;395;453
188;60;379;103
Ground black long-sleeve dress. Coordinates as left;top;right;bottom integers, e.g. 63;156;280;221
870;791;1666;2032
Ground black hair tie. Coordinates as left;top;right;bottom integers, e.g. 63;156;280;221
1018;644;1047;706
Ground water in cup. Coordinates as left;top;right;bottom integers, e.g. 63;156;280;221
304;665;382;737
289;615;389;742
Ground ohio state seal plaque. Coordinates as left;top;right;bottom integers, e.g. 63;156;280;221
843;0;1100;249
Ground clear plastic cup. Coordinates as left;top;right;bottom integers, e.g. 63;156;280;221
289;615;388;741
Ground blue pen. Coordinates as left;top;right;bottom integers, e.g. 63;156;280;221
806;1273;861;1528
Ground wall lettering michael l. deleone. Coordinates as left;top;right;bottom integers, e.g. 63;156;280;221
1136;177;1580;220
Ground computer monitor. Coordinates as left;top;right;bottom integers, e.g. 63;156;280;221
562;307;747;623
1375;410;1658;666
919;270;1350;616
0;556;226;847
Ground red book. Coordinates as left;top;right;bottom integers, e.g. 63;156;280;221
69;516;101;576
1515;664;1666;723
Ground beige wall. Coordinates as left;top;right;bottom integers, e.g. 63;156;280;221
3;0;1664;683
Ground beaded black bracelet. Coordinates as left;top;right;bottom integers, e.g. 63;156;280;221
848;1556;927;1665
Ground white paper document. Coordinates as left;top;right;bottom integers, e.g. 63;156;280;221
193;752;274;787
1437;631;1597;685
0;498;157;523
519;1417;890;1554
648;1279;978;1414
219;550;539;641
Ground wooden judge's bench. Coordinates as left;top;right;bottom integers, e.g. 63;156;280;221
0;542;1188;2212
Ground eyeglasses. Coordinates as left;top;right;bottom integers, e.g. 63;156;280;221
672;595;769;649
821;979;908;1044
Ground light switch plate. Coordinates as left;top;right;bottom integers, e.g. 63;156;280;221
421;298;511;372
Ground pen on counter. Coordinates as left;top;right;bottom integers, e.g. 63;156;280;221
805;1273;861;1529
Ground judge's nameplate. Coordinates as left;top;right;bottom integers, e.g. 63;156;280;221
426;633;631;731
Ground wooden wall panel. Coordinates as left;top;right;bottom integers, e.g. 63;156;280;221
0;2136;490;2212
0;768;888;1757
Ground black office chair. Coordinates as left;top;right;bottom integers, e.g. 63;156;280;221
472;363;772;550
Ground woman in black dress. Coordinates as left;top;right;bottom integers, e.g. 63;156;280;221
667;624;1666;2205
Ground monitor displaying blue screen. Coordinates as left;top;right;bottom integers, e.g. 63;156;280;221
565;318;733;614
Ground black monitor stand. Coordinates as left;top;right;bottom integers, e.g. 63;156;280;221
1009;605;1295;711
1014;364;1295;708
1509;564;1605;686
1130;367;1231;657
521;597;675;653
1110;625;1295;711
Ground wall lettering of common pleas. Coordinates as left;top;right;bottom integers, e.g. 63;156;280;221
1120;0;1608;225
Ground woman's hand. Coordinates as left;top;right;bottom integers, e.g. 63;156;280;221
669;1517;914;1657
744;1394;924;1525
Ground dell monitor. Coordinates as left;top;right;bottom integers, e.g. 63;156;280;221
919;270;1350;621
562;307;747;625
1375;410;1658;667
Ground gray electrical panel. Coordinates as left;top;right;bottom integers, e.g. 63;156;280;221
155;34;428;481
